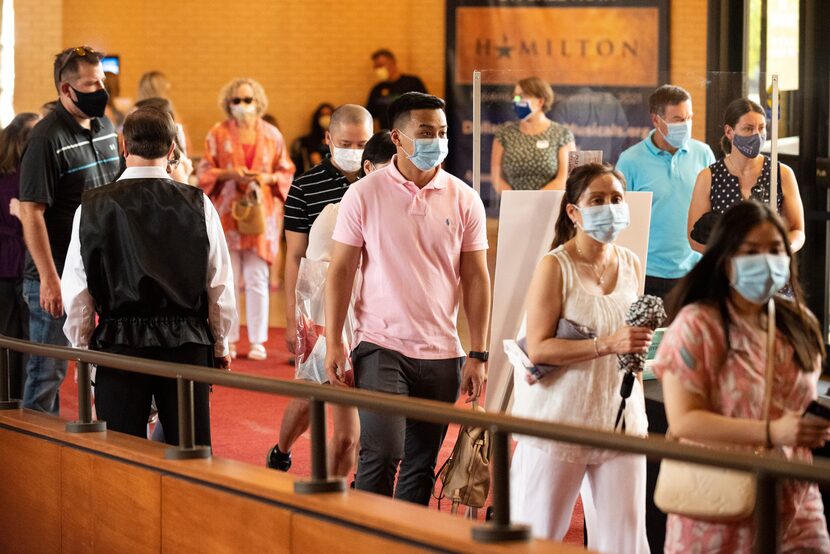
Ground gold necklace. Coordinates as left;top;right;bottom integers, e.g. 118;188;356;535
574;240;610;285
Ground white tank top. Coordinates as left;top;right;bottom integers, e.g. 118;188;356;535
511;244;648;463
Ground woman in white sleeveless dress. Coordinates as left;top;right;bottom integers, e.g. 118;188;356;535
510;163;652;553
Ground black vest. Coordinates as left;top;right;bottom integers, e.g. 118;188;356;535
80;178;213;350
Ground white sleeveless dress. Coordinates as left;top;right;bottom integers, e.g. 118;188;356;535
512;244;648;464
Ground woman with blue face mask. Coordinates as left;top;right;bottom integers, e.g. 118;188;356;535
654;201;829;553
687;98;805;253
511;163;651;552
490;77;575;193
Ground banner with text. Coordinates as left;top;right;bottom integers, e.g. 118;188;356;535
445;0;669;211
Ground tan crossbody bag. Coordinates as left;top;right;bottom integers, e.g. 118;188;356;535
654;299;776;522
231;183;266;235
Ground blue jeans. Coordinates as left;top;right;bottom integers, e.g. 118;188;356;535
22;278;68;414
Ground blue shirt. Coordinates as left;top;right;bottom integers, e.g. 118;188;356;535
616;131;715;279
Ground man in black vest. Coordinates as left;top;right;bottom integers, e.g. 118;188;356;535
61;107;236;445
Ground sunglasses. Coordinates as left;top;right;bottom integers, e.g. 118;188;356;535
56;46;102;82
231;97;255;105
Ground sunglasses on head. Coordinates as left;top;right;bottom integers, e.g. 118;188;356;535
231;97;254;105
57;46;101;82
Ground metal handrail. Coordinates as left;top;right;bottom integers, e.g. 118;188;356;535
0;334;823;551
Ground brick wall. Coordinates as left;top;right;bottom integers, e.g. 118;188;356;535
670;0;709;140
13;0;62;115
59;0;446;155
14;0;707;146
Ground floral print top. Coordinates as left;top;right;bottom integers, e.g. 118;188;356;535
652;302;829;553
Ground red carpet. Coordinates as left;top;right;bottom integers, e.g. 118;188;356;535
59;327;584;544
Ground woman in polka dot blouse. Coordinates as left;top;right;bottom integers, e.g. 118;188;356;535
687;97;804;253
491;77;575;192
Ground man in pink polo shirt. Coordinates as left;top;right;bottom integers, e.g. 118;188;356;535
324;92;491;505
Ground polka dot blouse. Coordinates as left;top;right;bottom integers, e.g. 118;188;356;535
495;120;574;191
709;155;783;215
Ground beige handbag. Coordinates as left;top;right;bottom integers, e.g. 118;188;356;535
654;300;776;522
231;183;266;235
433;402;492;514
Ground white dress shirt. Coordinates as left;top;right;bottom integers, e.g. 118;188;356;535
61;165;237;357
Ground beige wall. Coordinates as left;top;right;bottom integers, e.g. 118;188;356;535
13;0;708;146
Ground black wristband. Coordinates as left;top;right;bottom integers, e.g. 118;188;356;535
469;350;489;362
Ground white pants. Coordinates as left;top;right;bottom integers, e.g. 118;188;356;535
510;441;650;554
229;249;269;345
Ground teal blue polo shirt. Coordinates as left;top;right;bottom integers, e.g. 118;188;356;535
616;131;715;279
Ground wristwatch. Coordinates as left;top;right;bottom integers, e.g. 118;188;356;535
469;350;489;362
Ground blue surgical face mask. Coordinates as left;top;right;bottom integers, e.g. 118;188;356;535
732;132;766;158
513;100;532;120
575;203;630;244
730;253;790;304
398;131;449;171
658;116;691;149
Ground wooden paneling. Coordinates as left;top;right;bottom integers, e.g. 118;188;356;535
0;428;62;553
91;456;161;552
2;412;586;553
61;448;95;553
292;513;429;554
161;476;292;553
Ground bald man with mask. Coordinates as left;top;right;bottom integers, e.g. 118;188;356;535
268;104;373;474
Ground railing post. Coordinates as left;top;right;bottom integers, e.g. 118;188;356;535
753;471;778;554
0;347;21;409
294;399;346;493
473;429;531;543
165;377;210;459
65;361;106;432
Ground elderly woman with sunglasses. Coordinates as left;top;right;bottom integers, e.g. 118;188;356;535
198;77;294;361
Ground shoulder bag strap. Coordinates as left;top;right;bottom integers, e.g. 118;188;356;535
762;298;776;422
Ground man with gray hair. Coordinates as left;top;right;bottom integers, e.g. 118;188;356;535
62;107;235;444
268;104;373;475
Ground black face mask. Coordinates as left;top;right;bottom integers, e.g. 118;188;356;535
70;86;109;118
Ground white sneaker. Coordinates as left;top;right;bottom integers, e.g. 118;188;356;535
229;343;237;360
248;343;267;361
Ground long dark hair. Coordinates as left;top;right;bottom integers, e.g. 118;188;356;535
667;201;823;372
551;163;626;249
0;113;40;175
720;97;764;156
309;103;334;143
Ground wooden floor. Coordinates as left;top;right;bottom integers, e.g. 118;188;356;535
249;218;502;350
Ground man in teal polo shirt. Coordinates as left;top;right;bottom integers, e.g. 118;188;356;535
616;85;715;299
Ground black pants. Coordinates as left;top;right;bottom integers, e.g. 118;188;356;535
0;278;28;399
94;343;213;447
644;275;680;303
352;341;462;506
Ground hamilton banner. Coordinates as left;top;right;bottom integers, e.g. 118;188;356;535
445;0;670;210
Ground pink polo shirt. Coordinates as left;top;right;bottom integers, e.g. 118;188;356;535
332;156;488;360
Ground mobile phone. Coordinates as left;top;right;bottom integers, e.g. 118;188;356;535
803;400;830;421
645;328;666;362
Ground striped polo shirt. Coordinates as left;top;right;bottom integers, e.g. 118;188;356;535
19;101;121;280
283;157;349;233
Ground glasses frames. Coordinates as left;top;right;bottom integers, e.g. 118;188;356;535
230;97;255;105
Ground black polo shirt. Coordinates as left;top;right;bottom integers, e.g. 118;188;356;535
284;157;349;234
19;101;121;280
366;74;428;129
